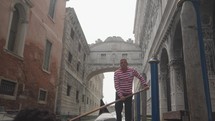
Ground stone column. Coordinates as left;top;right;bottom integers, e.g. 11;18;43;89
180;1;208;121
169;59;185;111
141;90;147;121
159;72;168;114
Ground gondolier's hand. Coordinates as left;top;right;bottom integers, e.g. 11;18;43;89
143;83;149;90
120;96;126;101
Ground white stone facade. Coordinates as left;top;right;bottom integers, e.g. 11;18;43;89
56;8;104;118
133;0;215;121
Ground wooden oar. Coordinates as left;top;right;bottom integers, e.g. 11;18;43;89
69;86;149;121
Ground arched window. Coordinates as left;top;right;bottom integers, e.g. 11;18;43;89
7;5;19;52
6;3;28;57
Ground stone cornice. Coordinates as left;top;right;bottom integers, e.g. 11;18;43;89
148;1;180;58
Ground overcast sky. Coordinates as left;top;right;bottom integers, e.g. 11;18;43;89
66;0;136;104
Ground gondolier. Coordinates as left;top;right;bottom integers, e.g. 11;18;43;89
114;58;149;121
69;85;149;121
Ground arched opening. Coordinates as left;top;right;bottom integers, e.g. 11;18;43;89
172;22;188;111
159;48;171;112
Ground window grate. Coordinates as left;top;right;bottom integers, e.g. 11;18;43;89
39;90;47;101
0;79;16;96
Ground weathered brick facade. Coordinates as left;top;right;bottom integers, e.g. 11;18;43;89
0;0;66;112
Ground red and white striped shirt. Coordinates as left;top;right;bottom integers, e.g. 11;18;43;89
114;67;146;97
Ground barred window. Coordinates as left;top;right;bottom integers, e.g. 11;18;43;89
77;62;80;72
70;28;75;39
76;90;79;103
67;85;71;96
38;89;47;101
83;54;86;61
68;52;72;63
78;43;81;52
122;53;128;58
0;79;16;96
82;94;85;102
101;54;106;59
86;97;89;104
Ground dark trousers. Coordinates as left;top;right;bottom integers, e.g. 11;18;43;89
115;93;132;121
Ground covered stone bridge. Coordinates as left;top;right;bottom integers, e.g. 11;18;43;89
85;36;143;81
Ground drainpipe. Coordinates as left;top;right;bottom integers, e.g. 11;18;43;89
191;0;213;121
149;57;160;121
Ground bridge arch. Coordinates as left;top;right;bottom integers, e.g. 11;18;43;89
85;36;143;81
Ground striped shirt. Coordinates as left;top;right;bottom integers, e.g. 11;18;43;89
114;67;146;97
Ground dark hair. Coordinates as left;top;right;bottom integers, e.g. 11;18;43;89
13;108;56;121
